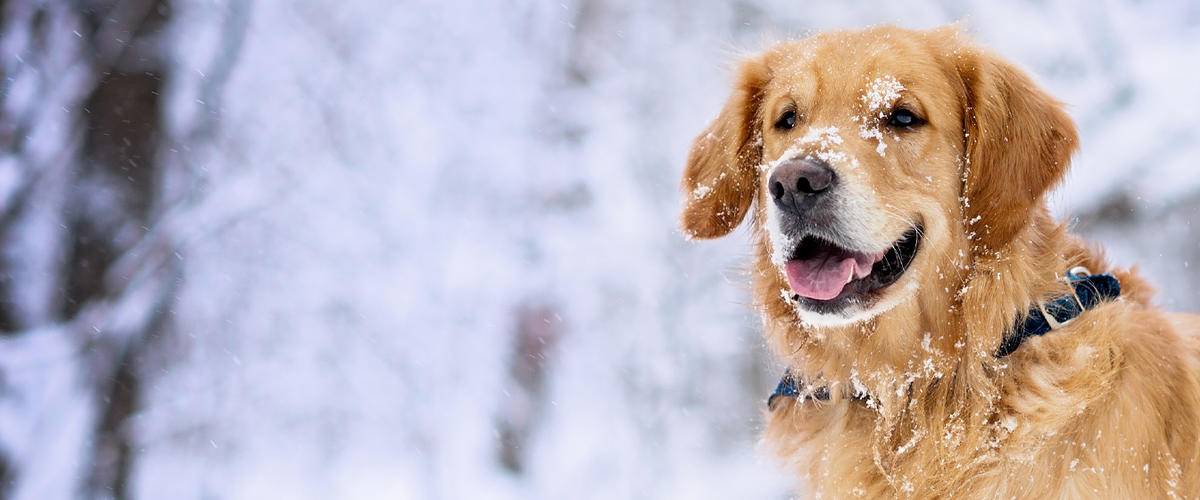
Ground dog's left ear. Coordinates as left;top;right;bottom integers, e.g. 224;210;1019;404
955;46;1079;251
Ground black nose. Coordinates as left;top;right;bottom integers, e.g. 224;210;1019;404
769;159;836;212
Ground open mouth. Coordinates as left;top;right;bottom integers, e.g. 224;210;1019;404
782;225;922;309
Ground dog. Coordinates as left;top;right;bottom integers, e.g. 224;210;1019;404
679;25;1200;498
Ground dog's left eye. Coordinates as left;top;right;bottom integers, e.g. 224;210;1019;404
887;108;924;128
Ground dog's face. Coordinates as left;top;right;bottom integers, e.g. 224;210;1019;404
753;34;967;326
681;26;1077;329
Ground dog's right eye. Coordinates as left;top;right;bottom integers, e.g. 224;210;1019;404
774;109;798;131
886;108;925;129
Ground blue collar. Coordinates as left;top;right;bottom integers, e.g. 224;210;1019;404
768;268;1122;409
767;371;844;411
995;268;1121;357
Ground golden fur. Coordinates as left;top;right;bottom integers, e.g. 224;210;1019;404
680;26;1200;498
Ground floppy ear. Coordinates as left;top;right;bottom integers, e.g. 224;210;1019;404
680;56;770;239
956;47;1078;251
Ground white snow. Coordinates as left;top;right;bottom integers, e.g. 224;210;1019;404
861;76;905;114
858;76;905;157
4;1;1200;499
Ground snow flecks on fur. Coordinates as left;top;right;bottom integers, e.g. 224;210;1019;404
896;430;925;456
801;126;858;169
847;369;876;408
1000;415;1019;433
681;170;733;241
858;76;905;157
958;154;978;241
780;288;798;305
801;125;845;148
759;126;855;175
765;197;795;267
690;172;726;201
859;126;888;157
861;76;904;113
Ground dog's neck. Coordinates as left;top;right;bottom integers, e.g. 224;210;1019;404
764;208;1083;417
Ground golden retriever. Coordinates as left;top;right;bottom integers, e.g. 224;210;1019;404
680;25;1200;498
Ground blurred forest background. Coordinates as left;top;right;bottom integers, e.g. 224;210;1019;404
0;0;1197;499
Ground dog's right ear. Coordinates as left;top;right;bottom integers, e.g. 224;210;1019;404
680;56;770;239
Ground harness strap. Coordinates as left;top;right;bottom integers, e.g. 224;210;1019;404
995;270;1121;357
766;370;857;410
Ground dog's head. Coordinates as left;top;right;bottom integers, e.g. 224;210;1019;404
680;26;1078;328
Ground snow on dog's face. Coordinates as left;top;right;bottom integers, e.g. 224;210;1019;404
680;26;1077;330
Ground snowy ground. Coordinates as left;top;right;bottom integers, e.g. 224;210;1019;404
3;1;1199;499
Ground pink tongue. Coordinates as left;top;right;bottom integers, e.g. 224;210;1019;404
785;252;880;301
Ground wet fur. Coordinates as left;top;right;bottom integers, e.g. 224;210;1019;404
680;26;1200;498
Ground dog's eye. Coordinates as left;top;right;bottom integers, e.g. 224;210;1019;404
886;108;924;128
774;109;798;131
